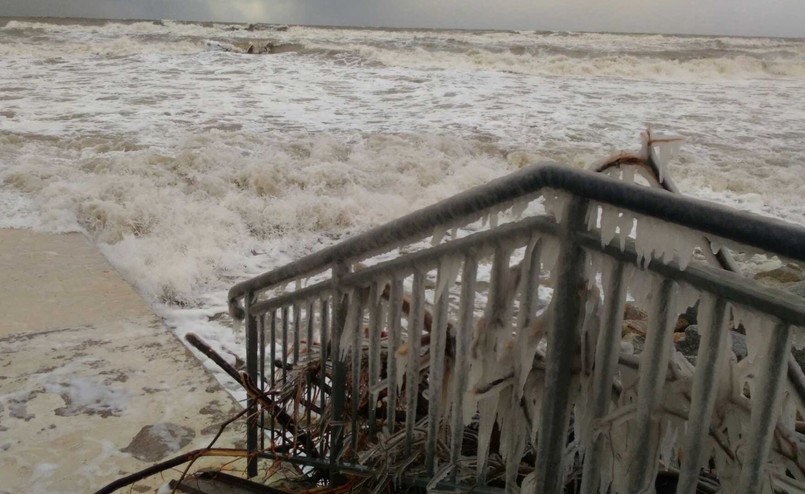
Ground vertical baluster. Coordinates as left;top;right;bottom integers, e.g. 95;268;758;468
282;305;289;386
405;269;426;457
738;321;792;494
534;197;589;494
350;288;367;462
580;261;626;494
306;300;315;431
368;282;383;440
426;260;452;475
258;312;266;452
320;298;330;454
450;256;477;481
505;236;542;492
245;291;259;478
386;276;404;437
477;245;513;485
677;296;728;494
514;235;542;388
293;303;301;364
627;278;678;493
270;310;277;447
330;262;349;477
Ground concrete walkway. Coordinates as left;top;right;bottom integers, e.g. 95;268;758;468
0;230;245;493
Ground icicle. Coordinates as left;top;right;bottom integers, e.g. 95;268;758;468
525;371;545;448
475;397;498;478
600;205;620;248
543;189;570;224
435;256;461;304
431;225;447;246
672;281;701;323
512;198;529;219
732;304;773;365
634;216;656;269
710;239;722;256
586;202;601;232
618;210;634;251
489;209;499;228
658;421;679;466
540;236;562;277
339;289;358;360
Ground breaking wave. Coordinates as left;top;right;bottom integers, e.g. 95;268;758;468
308;42;805;81
0;131;512;305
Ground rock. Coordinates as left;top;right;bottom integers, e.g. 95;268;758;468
731;331;748;360
122;422;195;462
673;326;750;364
675;316;691;332
622;319;647;337
624;303;648;321
683;301;699;326
754;264;804;284
675;325;701;365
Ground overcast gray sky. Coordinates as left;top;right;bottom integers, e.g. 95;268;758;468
3;0;804;37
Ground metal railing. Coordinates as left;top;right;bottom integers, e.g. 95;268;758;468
228;163;805;493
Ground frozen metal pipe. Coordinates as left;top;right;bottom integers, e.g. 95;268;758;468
580;261;626;494
386;276;404;437
244;291;259;478
405;269;426;457
282;305;289;386
368;283;383;440
293;303;301;364
738;321;793;494
229;164;805;319
534;197;589;494
677;297;729;494
628;279;678;493
350;289;365;460
426;260;451;475
450;256;477;477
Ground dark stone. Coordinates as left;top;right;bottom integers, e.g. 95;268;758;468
675;325;701;365
624;303;648;321
754;264;804;284
121;423;195;462
683;301;699;326
731;331;748;361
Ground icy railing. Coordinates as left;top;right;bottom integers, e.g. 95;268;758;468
228;150;805;493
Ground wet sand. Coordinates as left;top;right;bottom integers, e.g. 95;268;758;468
0;229;246;493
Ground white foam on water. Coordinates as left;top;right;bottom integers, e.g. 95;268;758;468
1;19;803;403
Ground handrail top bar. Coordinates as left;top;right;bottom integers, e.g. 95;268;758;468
228;163;805;319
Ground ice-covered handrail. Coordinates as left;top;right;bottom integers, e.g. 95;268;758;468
228;163;805;319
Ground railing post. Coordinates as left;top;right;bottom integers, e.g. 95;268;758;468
244;291;259;478
579;261;626;494
329;262;350;485
534;197;589;494
738;321;793;493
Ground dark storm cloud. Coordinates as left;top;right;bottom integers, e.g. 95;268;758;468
3;0;804;37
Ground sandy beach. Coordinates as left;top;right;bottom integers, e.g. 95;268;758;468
0;229;245;492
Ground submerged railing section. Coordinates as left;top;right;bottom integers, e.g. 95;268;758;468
228;163;805;493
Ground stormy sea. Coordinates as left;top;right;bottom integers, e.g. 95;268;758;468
1;16;803;388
